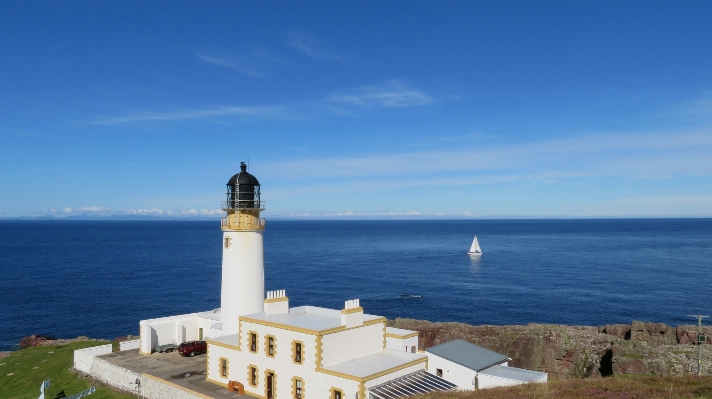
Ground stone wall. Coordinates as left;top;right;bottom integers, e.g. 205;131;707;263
74;344;112;373
87;356;205;399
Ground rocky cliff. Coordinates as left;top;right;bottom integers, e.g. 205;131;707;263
388;318;712;379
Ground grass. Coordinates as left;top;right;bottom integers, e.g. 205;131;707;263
0;341;135;399
414;375;712;399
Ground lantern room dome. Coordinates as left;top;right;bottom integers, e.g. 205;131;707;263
227;163;259;186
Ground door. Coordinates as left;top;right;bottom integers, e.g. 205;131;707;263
199;328;203;340
266;373;274;399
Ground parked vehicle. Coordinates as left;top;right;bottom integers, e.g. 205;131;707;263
155;343;178;353
178;340;207;357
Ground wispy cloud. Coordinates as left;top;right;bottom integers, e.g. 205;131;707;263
260;130;712;183
88;105;285;125
196;54;266;77
42;207;224;218
328;80;432;107
288;32;344;62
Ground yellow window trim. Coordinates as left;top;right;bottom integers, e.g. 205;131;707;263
329;387;344;399
264;369;277;399
265;334;277;358
249;330;259;353
219;356;230;378
292;339;304;365
247;364;259;388
292;376;305;399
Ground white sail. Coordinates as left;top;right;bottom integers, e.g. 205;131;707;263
468;236;482;254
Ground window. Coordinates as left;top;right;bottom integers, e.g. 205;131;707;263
220;358;228;377
224;237;230;248
249;366;258;387
249;332;258;353
410;346;416;353
295;379;303;399
293;341;303;364
436;369;443;377
333;389;342;399
266;335;275;357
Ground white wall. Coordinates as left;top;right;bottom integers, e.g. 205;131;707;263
477;366;547;389
74;344;113;373
213;320;320;399
426;352;476;391
221;230;265;336
385;336;418;352
140;312;210;353
120;340;141;351
321;322;385;368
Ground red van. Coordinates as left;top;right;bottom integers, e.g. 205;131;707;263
177;340;207;357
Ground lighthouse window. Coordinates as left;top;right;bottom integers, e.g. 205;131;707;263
249;332;258;353
294;378;303;399
332;388;343;399
266;335;275;357
293;341;303;364
220;358;228;377
224;237;231;249
249;365;258;387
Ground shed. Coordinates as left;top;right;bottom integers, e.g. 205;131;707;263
425;339;547;390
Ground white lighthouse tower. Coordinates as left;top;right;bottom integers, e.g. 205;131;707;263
219;162;266;336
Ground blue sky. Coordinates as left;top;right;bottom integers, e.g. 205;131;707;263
1;1;711;218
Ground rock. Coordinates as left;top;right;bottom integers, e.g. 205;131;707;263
676;325;712;345
18;335;55;349
387;318;712;379
630;321;676;344
603;324;631;339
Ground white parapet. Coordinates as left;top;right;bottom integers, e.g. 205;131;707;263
119;339;141;351
74;344;113;373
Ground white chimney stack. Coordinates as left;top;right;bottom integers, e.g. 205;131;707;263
264;290;289;316
341;298;363;328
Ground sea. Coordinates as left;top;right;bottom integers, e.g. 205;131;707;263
1;219;711;352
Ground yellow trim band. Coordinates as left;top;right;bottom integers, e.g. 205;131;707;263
207;339;240;351
317;357;427;382
341;307;364;314
385;332;419;339
239;316;387;336
264;296;289;303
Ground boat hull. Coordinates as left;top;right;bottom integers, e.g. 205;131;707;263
467;251;482;255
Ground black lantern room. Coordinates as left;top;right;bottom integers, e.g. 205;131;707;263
223;162;261;210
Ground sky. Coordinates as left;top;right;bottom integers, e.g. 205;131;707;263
1;1;712;219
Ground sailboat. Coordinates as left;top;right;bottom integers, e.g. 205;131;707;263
467;236;482;255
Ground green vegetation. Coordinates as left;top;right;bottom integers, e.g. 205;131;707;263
414;375;712;399
621;353;645;359
0;341;134;399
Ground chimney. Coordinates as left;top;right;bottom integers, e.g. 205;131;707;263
341;299;363;328
264;290;289;316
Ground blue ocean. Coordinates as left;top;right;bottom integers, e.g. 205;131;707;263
1;219;711;352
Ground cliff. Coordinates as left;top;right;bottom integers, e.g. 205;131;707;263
388;318;712;379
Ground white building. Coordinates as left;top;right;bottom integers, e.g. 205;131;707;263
426;340;547;390
137;164;547;398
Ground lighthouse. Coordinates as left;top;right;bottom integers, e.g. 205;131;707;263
219;162;266;335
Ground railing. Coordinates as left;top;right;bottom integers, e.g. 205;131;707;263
221;200;264;211
221;217;266;229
